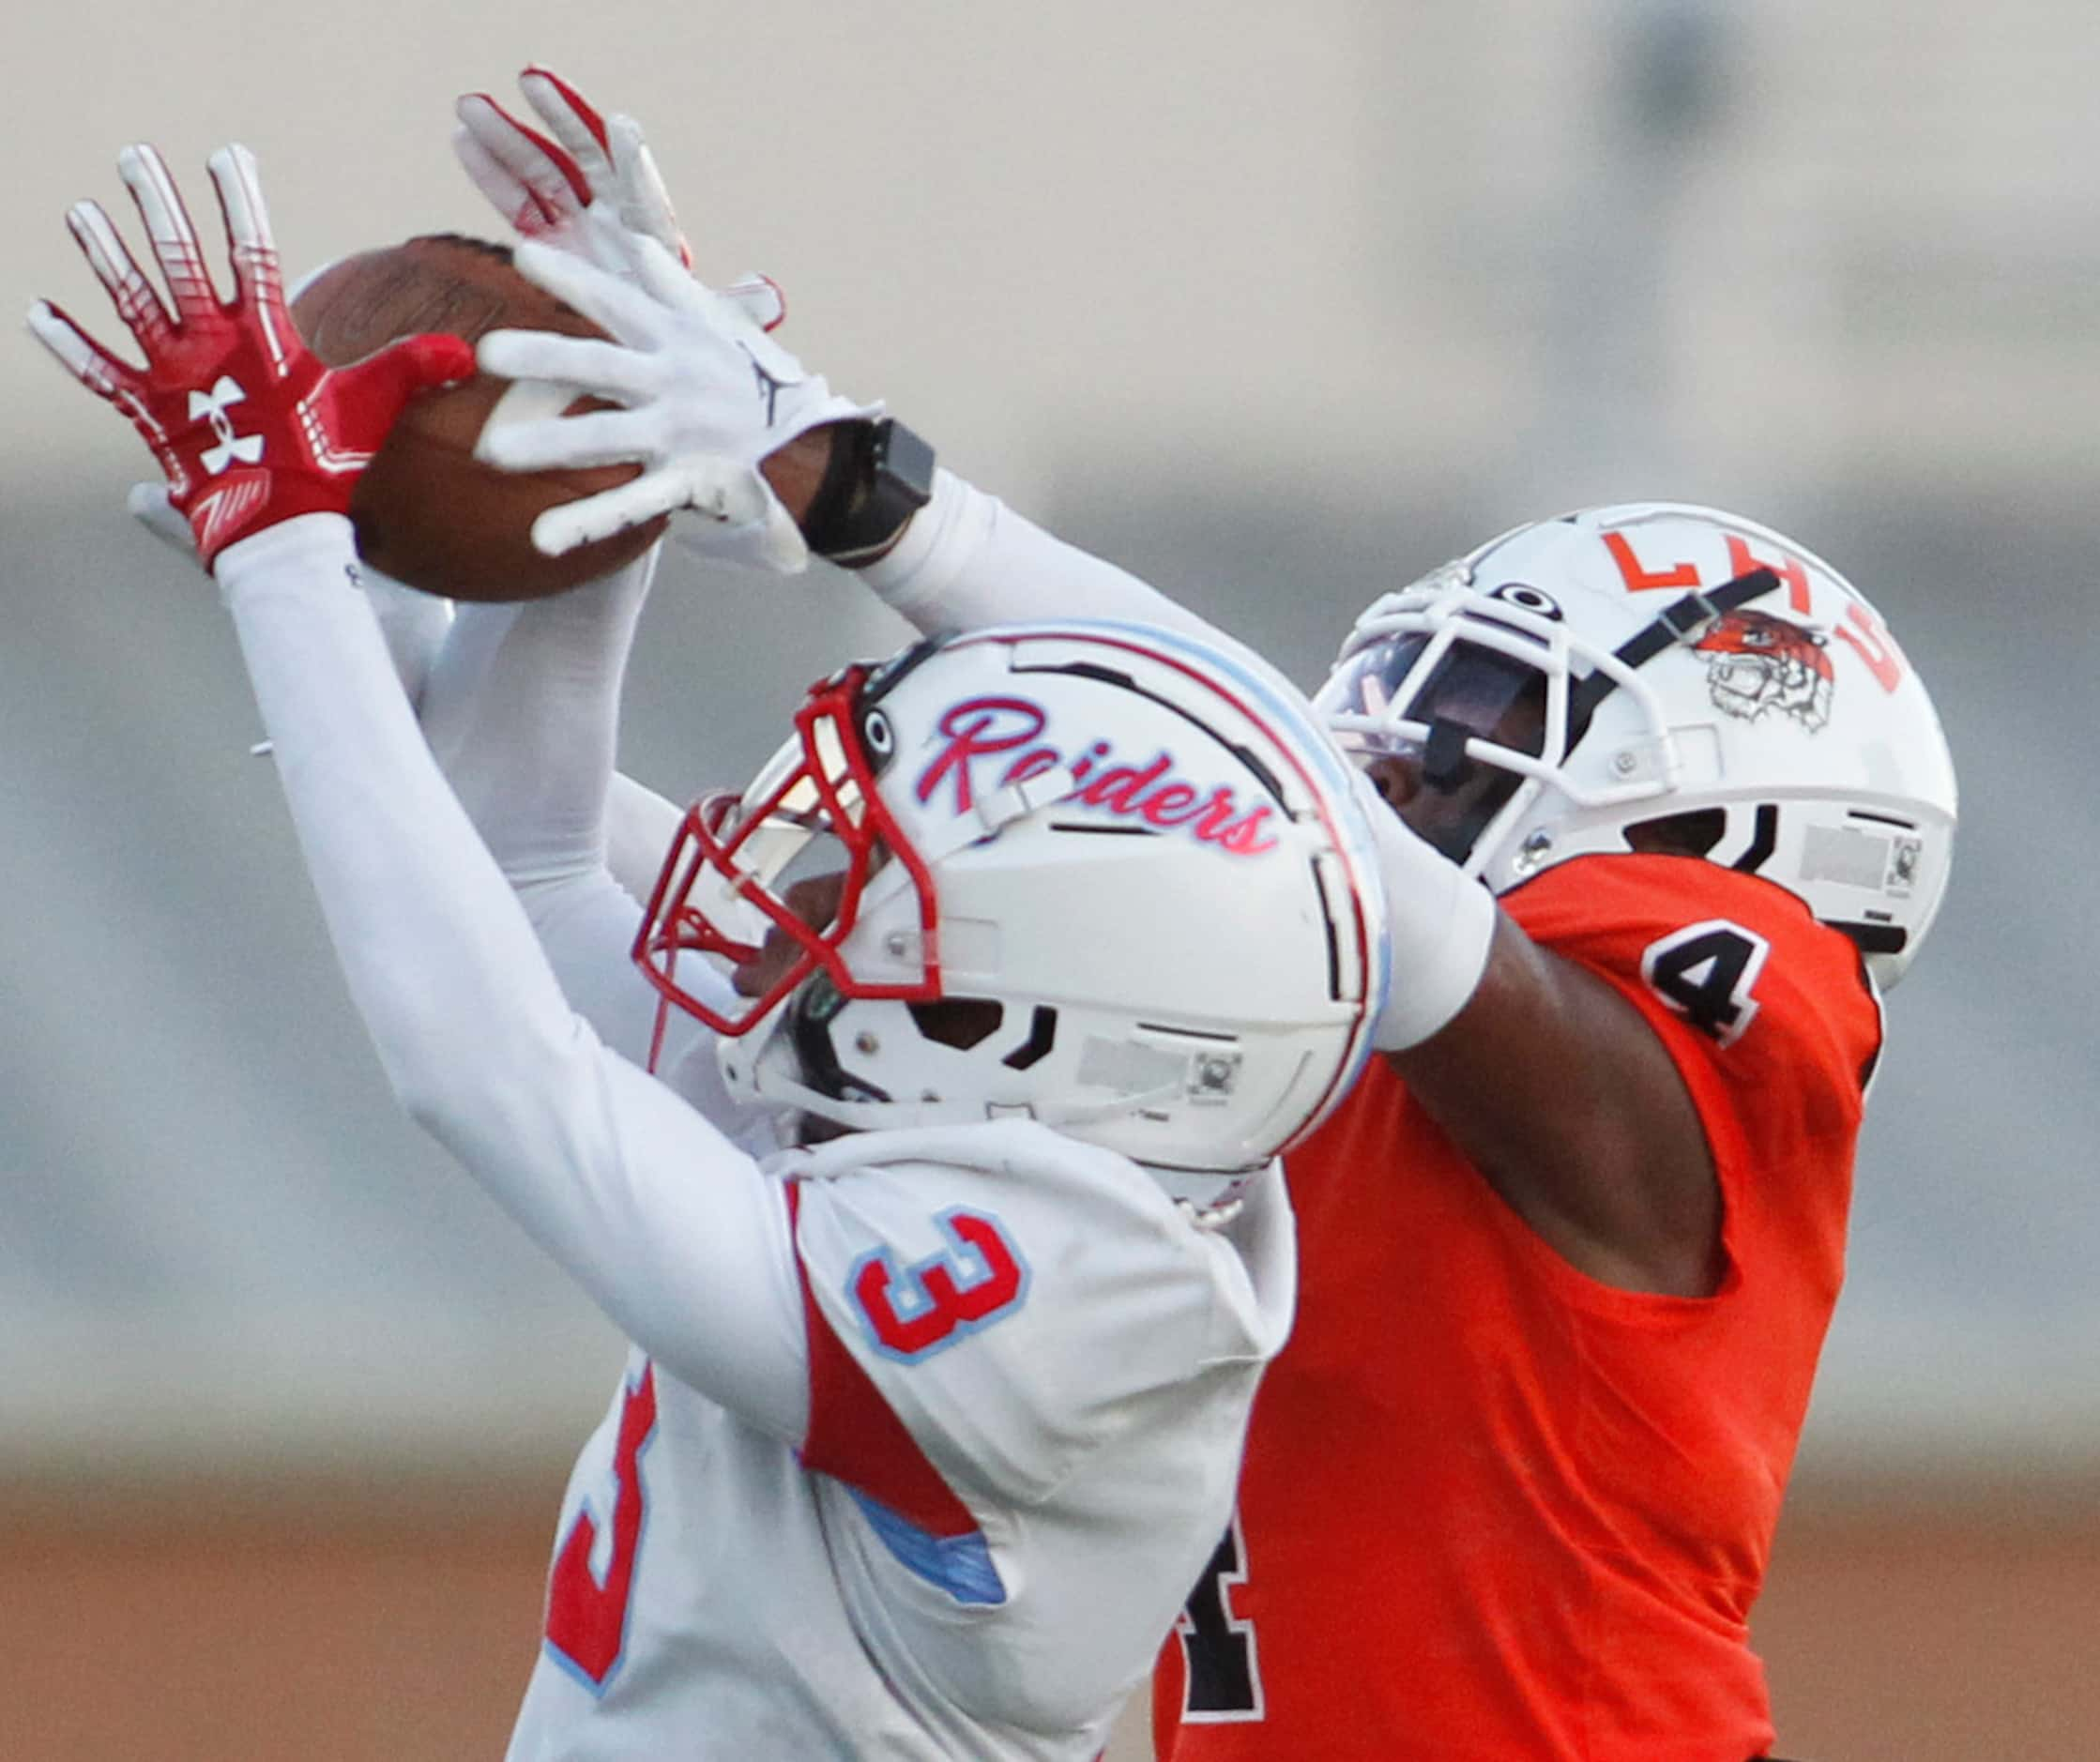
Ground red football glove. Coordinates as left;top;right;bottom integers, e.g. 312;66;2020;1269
28;143;473;567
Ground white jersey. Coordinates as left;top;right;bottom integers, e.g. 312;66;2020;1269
510;1124;1292;1760
211;519;1299;1762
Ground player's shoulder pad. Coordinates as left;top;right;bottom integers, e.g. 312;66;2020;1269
1509;852;1882;1115
785;1121;1278;1503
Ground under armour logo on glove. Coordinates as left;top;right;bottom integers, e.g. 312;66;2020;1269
190;375;264;474
29;142;473;568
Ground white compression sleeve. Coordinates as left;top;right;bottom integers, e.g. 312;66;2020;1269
607;771;687;902
858;468;1228;645
418;555;651;890
416;551;737;1086
1352;768;1499;1050
214;516;809;1440
363;569;455;710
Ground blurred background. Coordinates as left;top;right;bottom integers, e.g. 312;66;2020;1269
5;2;2097;1757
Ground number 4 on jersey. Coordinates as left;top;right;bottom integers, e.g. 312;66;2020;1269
1175;1514;1265;1723
1641;919;1771;1046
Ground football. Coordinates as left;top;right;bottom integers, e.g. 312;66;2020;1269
292;234;667;600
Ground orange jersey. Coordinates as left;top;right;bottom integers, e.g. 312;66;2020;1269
1154;855;1881;1762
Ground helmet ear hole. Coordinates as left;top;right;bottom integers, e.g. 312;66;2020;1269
907;997;1006;1050
1625;809;1727;858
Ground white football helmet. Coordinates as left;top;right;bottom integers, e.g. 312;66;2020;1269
634;621;1389;1201
1315;503;1956;988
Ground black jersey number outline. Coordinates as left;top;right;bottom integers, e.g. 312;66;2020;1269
1640;919;1771;1046
1174;1512;1265;1723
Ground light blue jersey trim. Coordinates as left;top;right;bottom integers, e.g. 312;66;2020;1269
846;1486;1007;1606
846;1205;1034;1364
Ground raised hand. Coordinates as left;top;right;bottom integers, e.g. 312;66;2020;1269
474;235;875;570
454;66;783;331
28;144;472;567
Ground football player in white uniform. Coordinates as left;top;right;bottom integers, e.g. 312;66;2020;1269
33;139;1416;1761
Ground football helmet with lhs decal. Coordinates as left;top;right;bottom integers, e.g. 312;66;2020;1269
635;621;1389;1202
1315;503;1956;988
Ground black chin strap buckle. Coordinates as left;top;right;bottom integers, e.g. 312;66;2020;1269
1565;565;1782;737
1659;588;1724;641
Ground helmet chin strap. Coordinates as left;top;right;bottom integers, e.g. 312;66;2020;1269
1564;566;1780;737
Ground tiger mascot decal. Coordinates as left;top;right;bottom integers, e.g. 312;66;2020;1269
1695;608;1834;734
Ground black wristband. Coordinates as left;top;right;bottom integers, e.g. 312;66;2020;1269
800;418;936;566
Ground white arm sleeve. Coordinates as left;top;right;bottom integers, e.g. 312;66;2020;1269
213;517;808;1440
857;467;1229;646
1350;768;1499;1049
364;570;455;709
414;549;734;1085
608;770;687;902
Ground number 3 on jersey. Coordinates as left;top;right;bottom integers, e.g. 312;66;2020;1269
545;1362;658;1692
1642;919;1771;1046
850;1207;1030;1361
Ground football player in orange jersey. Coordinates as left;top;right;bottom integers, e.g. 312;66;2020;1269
1138;511;1954;1762
445;71;1956;1762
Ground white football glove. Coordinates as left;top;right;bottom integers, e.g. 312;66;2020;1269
453;67;784;327
456;66;689;268
476;227;877;571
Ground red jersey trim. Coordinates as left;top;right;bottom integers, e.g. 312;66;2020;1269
785;1180;980;1539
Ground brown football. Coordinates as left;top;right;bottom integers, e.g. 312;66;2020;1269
292;234;667;600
